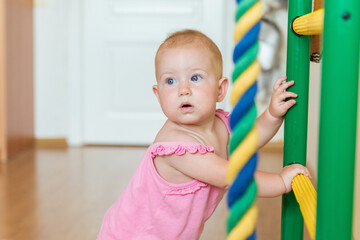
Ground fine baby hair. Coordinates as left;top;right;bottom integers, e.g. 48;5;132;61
155;29;223;79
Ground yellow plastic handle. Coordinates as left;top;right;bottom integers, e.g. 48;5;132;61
292;174;317;239
292;9;324;36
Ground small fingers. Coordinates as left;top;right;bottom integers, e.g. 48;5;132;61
278;91;298;102
303;168;312;179
276;80;295;94
292;164;312;179
273;76;287;90
280;99;296;111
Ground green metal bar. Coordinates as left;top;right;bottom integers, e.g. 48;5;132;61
316;0;360;239
282;0;312;239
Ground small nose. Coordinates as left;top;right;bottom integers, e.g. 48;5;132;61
178;82;191;96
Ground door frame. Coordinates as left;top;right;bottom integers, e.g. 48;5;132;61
68;0;83;146
67;0;234;146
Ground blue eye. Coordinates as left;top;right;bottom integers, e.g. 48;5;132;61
167;79;175;85
191;75;201;82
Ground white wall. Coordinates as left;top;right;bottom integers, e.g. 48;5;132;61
33;0;286;141
34;0;69;138
34;0;236;140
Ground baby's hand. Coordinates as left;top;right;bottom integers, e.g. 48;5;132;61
280;164;311;193
268;76;298;119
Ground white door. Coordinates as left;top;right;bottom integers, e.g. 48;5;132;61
83;0;226;145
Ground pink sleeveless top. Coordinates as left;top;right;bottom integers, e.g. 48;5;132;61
98;109;230;240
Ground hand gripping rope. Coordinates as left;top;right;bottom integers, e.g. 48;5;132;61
226;0;263;239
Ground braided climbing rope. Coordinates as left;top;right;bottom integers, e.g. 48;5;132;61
227;0;263;239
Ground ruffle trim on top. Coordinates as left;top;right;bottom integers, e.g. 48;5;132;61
216;109;230;118
150;143;215;159
150;142;215;195
167;181;208;195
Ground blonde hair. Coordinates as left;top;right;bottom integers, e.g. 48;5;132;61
155;29;223;79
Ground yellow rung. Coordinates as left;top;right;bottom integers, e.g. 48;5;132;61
292;9;324;36
292;174;317;240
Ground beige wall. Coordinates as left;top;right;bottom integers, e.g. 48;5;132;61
0;0;34;162
307;62;321;184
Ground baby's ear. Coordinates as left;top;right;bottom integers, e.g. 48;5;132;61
217;77;229;102
153;85;160;102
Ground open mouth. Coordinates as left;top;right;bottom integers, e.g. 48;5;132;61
180;103;194;112
181;104;193;108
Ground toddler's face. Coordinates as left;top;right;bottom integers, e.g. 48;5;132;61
153;44;226;125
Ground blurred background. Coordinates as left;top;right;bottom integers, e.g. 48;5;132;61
0;0;359;239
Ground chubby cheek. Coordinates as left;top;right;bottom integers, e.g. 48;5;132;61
158;96;177;117
196;88;218;105
198;99;217;111
196;82;218;96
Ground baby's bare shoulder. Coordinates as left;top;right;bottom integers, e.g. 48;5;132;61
154;121;201;143
155;128;199;143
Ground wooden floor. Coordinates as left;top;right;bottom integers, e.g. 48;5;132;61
0;146;311;240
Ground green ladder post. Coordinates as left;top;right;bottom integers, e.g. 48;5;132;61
282;0;312;239
316;0;360;239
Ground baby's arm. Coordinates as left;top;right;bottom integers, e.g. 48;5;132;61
257;77;297;148
164;150;310;195
166;151;229;189
167;152;311;195
255;164;311;197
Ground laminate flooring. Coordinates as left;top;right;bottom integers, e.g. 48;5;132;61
0;146;311;240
